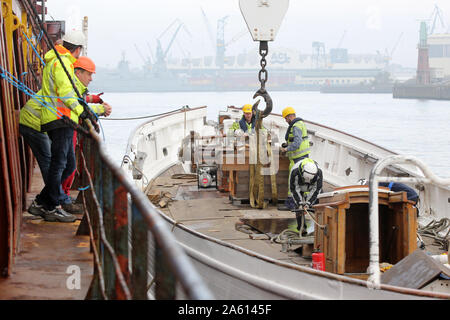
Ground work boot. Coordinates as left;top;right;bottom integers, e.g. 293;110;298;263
43;206;77;223
27;200;45;217
62;201;84;214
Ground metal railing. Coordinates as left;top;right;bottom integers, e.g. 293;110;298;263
76;121;213;299
368;154;450;288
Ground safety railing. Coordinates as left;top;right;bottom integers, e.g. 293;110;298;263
368;154;450;288
76;120;213;300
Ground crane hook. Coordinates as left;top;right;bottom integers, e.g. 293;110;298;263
252;87;273;119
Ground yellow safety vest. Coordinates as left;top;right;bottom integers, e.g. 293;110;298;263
40;45;84;132
19;75;105;132
287;120;310;160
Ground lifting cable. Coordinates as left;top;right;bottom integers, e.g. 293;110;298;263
101;107;185;121
0;65;102;136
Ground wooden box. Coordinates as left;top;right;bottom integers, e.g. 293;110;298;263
313;186;417;276
218;145;290;202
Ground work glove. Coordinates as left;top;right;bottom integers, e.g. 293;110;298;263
299;202;310;210
79;110;100;133
85;92;104;104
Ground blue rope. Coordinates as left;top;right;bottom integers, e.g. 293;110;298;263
0;65;61;118
37;30;43;42
78;186;90;191
1;65;105;141
22;31;45;66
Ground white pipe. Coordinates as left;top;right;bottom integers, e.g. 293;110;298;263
431;254;449;265
368;155;450;289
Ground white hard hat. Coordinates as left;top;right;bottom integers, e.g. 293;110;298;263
62;29;86;47
301;160;318;184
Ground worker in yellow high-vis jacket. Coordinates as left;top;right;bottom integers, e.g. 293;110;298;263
279;107;310;210
30;30;91;222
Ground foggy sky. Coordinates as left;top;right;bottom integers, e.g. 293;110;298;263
45;0;450;69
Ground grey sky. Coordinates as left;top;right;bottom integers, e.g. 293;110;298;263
45;0;450;69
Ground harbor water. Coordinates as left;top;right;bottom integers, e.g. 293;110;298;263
100;91;450;179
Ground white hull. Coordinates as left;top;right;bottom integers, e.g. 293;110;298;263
124;106;450;299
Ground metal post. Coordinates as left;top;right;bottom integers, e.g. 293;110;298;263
368;154;450;289
131;201;148;299
102;163;116;298
155;236;176;299
112;180;130;299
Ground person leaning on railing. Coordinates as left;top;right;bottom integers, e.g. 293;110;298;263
59;56;112;210
24;30;97;222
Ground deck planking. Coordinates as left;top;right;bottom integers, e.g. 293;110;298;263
150;164;313;268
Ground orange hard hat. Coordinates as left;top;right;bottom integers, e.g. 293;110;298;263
73;56;96;73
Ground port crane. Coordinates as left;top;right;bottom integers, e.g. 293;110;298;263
383;32;403;69
134;44;152;71
153;19;190;77
200;8;249;69
428;4;446;35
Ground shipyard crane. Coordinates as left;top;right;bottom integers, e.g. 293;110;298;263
330;30;348;64
428;4;446;35
336;30;347;49
134;44;152;70
225;29;248;48
216;15;229;69
200;7;216;53
383;32;403;68
312;41;326;69
146;42;155;63
216;17;249;69
153;19;190;76
389;32;403;58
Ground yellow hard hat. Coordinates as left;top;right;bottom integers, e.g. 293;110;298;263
242;104;252;113
282;107;296;118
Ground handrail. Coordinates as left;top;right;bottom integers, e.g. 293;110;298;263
368;155;450;289
79;120;213;299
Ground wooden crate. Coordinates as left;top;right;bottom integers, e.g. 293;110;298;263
313;186;417;275
218;146;290;201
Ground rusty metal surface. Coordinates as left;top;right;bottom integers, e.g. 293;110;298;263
81;122;214;300
0;167;93;299
0;0;45;277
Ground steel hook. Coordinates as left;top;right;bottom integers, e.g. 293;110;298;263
252;87;273;118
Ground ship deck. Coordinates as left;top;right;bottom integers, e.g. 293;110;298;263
0;167;93;300
149;164;335;268
149;164;447;279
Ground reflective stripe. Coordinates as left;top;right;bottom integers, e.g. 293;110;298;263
23;104;41;118
47;62;59;110
47;59;78;118
287;148;310;158
68;100;79;110
287;120;310;160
